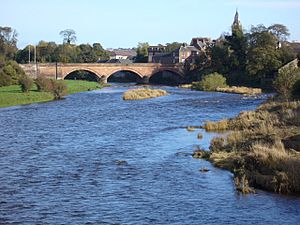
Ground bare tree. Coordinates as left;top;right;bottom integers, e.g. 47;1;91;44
59;29;77;44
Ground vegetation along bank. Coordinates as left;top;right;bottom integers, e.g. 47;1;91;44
0;80;102;108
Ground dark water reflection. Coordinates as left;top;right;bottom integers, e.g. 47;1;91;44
0;84;299;224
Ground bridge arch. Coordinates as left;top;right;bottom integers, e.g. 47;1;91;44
62;68;102;80
150;69;184;85
106;68;144;83
107;68;143;79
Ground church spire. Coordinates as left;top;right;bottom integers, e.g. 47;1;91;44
232;9;242;32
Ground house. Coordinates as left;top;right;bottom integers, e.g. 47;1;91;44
108;49;137;60
151;44;201;64
190;37;214;51
285;41;300;54
148;46;166;62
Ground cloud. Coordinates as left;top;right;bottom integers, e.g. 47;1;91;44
228;1;300;9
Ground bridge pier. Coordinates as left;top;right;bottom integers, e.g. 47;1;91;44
140;76;150;84
99;76;108;84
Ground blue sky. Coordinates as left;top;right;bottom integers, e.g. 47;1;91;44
1;0;300;49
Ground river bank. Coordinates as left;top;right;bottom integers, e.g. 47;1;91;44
0;80;102;108
194;99;300;194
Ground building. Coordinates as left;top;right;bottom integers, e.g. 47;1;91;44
190;37;214;51
108;49;137;60
285;41;300;54
151;44;201;64
148;46;166;62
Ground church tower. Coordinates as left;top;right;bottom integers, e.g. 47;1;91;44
232;10;242;33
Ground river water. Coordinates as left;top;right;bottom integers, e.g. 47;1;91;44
0;85;299;225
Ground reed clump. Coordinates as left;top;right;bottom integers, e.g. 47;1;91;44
216;86;262;95
197;100;300;194
123;88;168;100
204;119;229;132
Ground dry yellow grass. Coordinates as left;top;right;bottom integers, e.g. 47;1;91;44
123;88;168;100
196;100;300;194
204;119;229;131
187;126;196;132
216;86;262;95
179;84;192;89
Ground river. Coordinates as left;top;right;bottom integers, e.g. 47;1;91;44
0;84;299;224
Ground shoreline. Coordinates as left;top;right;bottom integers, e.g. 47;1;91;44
193;99;300;195
0;80;102;108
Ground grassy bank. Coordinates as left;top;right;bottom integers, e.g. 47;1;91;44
195;100;300;194
123;88;168;100
0;80;101;108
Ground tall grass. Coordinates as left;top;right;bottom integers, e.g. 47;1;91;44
216;86;262;95
123;88;168;100
204;119;229;131
201;100;300;194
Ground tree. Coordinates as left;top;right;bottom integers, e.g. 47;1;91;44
59;29;77;44
76;44;98;63
273;64;300;100
135;42;149;63
225;23;247;75
210;43;230;75
268;24;290;42
246;25;282;84
165;42;182;53
0;26;18;60
93;43;109;60
0;70;12;86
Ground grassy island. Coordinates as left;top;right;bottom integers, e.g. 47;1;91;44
123;88;168;100
195;100;300;195
0;80;101;108
216;86;262;95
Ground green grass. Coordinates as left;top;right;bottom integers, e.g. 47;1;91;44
0;80;101;108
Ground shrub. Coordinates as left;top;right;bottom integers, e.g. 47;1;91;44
3;65;17;83
209;137;226;152
0;70;12;87
7;60;25;77
50;80;67;100
35;76;52;92
192;72;227;91
273;64;300;101
0;61;26;86
19;75;33;93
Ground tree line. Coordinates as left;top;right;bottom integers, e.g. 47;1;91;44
1;25;300;95
186;23;298;88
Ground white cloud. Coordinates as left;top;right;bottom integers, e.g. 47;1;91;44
228;1;300;9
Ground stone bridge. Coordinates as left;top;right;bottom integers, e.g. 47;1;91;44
20;63;184;83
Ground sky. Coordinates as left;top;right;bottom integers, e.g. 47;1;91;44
1;0;300;49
